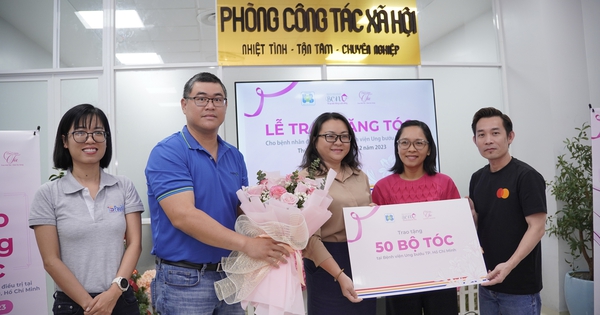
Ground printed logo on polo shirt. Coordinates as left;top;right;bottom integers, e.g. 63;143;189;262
496;188;510;199
108;204;125;213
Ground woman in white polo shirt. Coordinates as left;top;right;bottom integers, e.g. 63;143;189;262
29;104;144;315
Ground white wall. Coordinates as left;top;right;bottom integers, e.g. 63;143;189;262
498;0;599;313
582;0;600;310
583;0;600;107
0;17;51;71
421;9;499;63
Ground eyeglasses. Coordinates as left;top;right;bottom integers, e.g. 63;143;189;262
397;139;429;150
185;96;227;107
319;134;351;143
71;131;107;143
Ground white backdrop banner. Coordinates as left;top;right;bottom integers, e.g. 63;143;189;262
235;79;437;187
590;109;600;314
0;130;47;315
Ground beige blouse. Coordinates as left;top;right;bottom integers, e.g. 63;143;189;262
301;167;372;267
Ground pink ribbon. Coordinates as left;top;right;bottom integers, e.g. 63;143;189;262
245;82;298;117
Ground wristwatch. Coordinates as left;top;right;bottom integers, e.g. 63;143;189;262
112;277;129;292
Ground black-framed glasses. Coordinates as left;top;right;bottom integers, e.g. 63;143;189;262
397;139;429;150
71;131;107;143
185;96;227;107
319;134;352;143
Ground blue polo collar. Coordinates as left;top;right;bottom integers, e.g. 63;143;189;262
179;126;232;157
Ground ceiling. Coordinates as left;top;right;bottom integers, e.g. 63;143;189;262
0;0;492;67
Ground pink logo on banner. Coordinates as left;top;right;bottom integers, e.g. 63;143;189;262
2;152;20;165
245;82;298;117
359;91;372;102
423;210;434;219
357;91;375;105
347;206;380;243
0;300;13;314
593;114;600;139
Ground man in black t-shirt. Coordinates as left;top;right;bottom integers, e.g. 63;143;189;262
468;107;546;315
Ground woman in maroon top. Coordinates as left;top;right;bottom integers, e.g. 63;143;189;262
372;120;460;315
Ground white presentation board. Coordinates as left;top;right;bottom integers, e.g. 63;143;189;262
343;200;487;298
235;79;437;186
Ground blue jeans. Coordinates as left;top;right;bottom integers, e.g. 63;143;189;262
52;288;138;315
479;286;541;315
152;259;245;315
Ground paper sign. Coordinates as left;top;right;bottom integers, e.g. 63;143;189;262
0;130;48;314
343;198;487;298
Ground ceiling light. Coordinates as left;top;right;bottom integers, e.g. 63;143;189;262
325;52;368;62
75;11;103;29
116;53;163;65
197;9;216;26
75;10;144;29
117;10;144;28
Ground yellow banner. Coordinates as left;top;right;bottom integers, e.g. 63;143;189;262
217;1;420;66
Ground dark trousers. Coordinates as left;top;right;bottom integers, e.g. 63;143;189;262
304;241;377;315
385;288;458;315
52;287;139;315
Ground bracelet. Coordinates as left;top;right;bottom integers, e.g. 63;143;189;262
334;269;345;282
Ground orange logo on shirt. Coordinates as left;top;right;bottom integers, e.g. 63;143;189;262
496;188;509;199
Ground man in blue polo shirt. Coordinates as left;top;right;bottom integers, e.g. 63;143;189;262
145;72;289;314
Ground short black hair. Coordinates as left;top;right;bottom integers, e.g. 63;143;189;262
389;120;438;176
183;72;227;98
471;107;513;135
53;104;112;170
299;112;361;174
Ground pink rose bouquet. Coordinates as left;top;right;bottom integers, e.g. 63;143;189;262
215;162;335;315
242;169;324;209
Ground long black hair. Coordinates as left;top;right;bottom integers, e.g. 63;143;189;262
389;120;437;176
299;112;361;175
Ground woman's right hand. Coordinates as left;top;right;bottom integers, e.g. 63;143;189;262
337;273;363;303
83;286;120;315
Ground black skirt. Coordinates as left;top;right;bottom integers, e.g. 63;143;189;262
304;241;377;315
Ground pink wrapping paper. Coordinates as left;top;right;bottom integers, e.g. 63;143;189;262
214;170;336;315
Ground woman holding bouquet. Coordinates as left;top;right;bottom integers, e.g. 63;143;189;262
371;120;460;315
300;112;377;315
